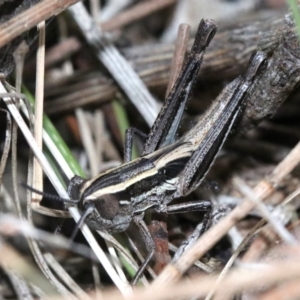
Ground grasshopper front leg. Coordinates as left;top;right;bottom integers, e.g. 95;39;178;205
172;205;230;262
167;200;213;240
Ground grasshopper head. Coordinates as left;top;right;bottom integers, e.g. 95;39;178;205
68;175;134;233
80;191;133;233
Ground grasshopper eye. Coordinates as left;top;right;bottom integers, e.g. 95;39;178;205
94;194;120;220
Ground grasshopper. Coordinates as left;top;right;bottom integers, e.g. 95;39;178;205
28;19;267;282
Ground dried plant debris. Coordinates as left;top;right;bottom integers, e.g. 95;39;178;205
0;1;300;299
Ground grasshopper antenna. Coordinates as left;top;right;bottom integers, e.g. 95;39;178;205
69;205;94;241
21;182;93;241
20;182;80;205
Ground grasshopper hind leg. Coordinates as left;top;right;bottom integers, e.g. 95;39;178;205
167;200;213;257
173;204;230;262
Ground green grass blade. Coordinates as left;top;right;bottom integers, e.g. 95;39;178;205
288;0;300;38
23;86;86;178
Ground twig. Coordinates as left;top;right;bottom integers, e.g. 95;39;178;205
211;203;295;300
0;0;81;49
242;232;271;263
241;193;299;265
240;12;300;132
101;0;176;32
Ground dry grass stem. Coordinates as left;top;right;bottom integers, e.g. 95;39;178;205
89;0;100;22
26;237;74;298
168;243;213;273
94;110;105;166
0;110;11;188
283;186;300;205
97;231;149;286
11;43;29;219
76;109;99;177
32;21;46;204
